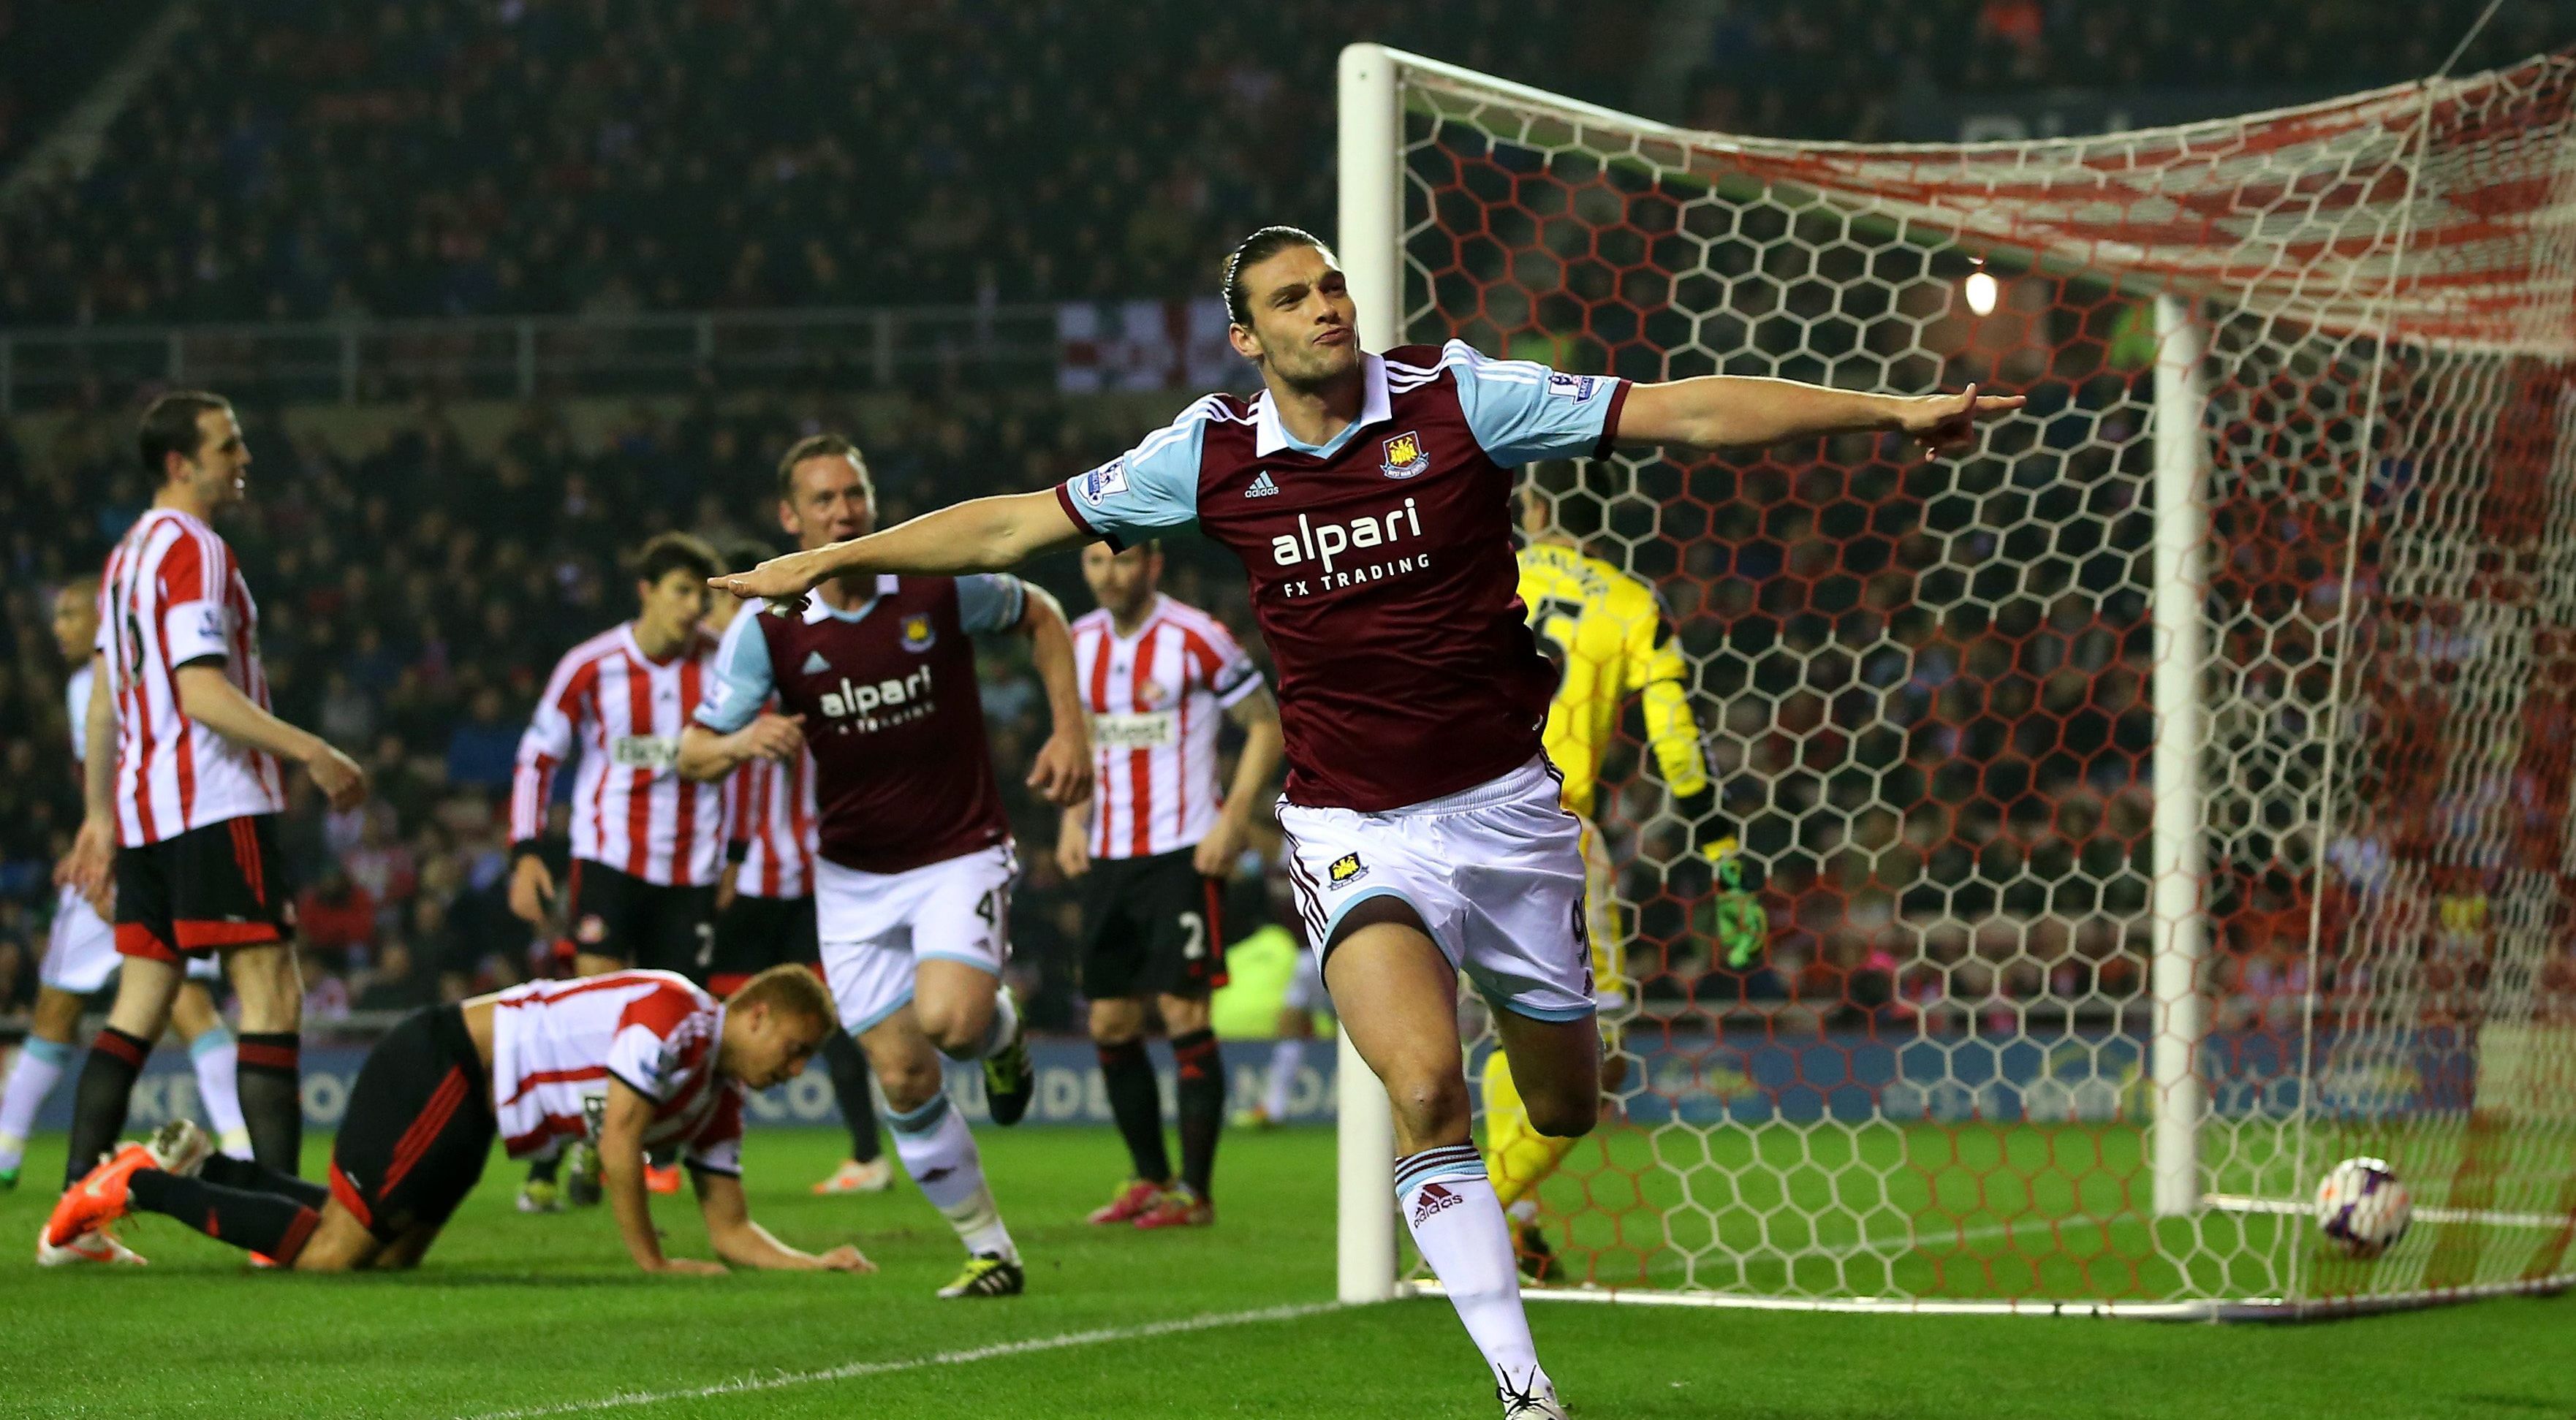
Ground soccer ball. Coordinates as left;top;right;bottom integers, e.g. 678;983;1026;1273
2314;1156;2412;1259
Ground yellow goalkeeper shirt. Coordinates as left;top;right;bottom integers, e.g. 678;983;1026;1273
1515;542;1709;821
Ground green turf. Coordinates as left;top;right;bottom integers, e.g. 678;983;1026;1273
0;1125;2566;1418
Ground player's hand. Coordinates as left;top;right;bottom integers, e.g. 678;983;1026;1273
1193;813;1248;878
1895;383;2023;458
305;742;370;811
814;1245;876;1274
734;712;806;764
647;1257;730;1277
711;548;833;615
1026;728;1092;808
1055;831;1090;880
60;816;116;914
509;854;556;925
715;862;738;914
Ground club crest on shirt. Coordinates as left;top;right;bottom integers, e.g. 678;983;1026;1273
1328;852;1367;886
1379;430;1429;479
901;614;936;652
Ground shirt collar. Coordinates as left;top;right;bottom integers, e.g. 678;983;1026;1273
803;574;900;623
1252;352;1393;458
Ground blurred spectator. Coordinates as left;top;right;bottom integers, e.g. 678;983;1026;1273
444;686;520;791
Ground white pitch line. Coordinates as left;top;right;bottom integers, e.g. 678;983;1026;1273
457;1301;1346;1420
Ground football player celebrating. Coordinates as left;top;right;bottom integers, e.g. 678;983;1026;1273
681;435;1091;1299
47;965;867;1275
714;227;2016;1415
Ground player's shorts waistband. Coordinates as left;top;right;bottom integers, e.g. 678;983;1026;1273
1292;755;1558;822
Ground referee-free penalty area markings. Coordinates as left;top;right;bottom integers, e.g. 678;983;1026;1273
458;1301;1348;1418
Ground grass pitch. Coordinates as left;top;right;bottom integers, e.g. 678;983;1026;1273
0;1123;2566;1418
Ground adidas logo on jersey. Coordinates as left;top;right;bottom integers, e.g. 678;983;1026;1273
800;650;831;674
1244;471;1279;498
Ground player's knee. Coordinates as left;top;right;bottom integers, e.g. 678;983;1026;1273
1088;998;1145;1045
1384;1066;1471;1142
1525;1091;1597;1139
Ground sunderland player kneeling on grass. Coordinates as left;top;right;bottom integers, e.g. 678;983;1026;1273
713;227;2017;1417
45;966;869;1276
1058;541;1282;1229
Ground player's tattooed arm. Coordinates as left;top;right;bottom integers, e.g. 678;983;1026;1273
1614;378;2023;458
712;491;1088;607
1195;688;1284;877
599;1080;725;1276
1012;583;1095;809
692;1169;875;1274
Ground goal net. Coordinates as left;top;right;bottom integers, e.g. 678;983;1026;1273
1334;42;2576;1318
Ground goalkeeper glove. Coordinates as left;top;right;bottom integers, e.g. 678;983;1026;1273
1702;835;1769;971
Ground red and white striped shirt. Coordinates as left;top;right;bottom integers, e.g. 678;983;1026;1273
512;623;724;886
96;509;286;846
1072;594;1262;860
724;737;817;900
488;970;744;1173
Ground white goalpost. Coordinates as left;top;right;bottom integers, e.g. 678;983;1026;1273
1334;40;2576;1318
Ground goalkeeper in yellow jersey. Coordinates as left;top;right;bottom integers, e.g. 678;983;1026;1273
1486;489;1768;1279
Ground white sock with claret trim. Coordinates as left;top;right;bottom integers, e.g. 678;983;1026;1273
1398;1144;1549;1399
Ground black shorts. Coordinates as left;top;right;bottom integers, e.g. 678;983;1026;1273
329;1005;496;1245
1077;847;1227;999
561;859;716;980
115;814;293;963
709;891;820;995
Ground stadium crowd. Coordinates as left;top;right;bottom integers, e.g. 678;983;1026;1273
4;0;2558;329
0;0;1634;327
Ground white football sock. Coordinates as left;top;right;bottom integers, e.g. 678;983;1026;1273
188;1028;254;1158
944;985;1019;1064
1263;1039;1300;1118
0;1038;72;1172
887;1091;1017;1261
1398;1144;1548;1397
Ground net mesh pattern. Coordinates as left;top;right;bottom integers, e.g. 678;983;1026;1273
1386;50;2576;1307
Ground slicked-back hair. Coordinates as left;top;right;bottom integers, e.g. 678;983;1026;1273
776;433;870;504
727;962;836;1028
631;531;721;588
1223;225;1330;327
137;390;233;481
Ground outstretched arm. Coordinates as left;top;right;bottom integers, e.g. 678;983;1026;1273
695;1169;874;1273
713;492;1088;607
1615;379;2020;457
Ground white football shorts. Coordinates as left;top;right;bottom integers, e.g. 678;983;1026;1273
39;886;220;994
1278;755;1594;1023
814;843;1016;1036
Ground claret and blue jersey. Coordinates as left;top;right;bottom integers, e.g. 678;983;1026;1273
1056;341;1628;813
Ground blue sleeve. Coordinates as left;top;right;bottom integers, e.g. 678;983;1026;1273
955;574;1028;635
1443;341;1628;467
1056;398;1211;550
693;609;774;733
